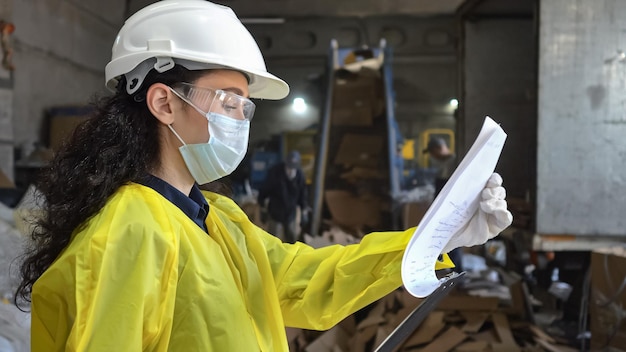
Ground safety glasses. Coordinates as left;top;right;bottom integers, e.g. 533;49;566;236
170;82;256;121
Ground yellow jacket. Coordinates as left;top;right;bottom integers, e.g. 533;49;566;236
31;183;452;351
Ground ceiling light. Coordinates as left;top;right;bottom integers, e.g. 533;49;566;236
292;97;307;114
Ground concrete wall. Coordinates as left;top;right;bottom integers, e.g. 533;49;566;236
0;0;13;180
11;0;124;152
537;0;626;236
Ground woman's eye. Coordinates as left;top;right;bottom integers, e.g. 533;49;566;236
223;103;237;112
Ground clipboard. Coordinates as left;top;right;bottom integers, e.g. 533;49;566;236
374;271;466;352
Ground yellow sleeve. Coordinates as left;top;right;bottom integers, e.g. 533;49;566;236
203;192;454;332
33;221;179;351
262;228;411;330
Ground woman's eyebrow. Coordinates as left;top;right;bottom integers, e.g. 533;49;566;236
222;87;248;98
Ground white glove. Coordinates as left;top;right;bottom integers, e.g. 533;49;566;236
441;173;513;254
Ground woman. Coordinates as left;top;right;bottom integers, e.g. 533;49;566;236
16;1;512;351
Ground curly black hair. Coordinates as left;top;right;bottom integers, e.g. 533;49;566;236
15;65;225;305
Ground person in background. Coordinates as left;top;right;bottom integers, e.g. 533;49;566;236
258;150;308;243
15;1;512;351
423;137;456;195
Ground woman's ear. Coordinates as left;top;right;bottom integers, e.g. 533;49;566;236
146;83;178;125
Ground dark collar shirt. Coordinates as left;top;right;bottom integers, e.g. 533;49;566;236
137;174;209;233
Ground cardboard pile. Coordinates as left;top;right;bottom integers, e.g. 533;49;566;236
322;68;391;233
286;284;577;352
401;201;431;229
0;169;14;188
589;247;626;350
45;106;93;151
289;230;579;352
331;68;385;127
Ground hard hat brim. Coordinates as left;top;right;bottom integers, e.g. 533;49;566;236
106;53;290;100
246;69;290;100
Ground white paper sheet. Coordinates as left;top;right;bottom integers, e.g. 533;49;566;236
402;116;507;297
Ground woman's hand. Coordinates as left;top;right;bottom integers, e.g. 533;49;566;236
441;173;513;254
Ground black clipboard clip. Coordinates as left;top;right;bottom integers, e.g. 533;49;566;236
374;271;467;352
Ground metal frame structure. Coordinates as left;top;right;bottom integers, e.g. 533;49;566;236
310;39;403;237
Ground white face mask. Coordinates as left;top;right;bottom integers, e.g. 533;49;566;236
169;112;250;185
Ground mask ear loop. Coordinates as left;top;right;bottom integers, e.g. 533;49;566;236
164;87;190;147
168;86;217;145
167;124;187;146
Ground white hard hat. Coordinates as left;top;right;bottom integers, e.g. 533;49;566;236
105;0;289;100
